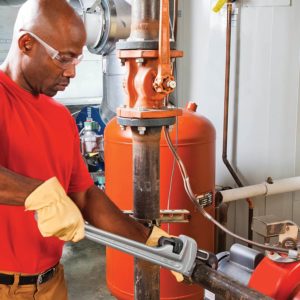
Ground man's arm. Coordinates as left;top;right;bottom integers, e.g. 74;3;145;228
0;166;149;244
70;185;184;282
69;185;151;243
0;166;42;205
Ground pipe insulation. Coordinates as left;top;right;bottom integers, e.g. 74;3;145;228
217;176;300;203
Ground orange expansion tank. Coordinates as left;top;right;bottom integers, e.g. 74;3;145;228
104;102;216;299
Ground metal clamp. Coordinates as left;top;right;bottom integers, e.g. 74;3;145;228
123;209;191;227
196;192;213;208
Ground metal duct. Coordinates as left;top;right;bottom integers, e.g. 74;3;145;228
100;50;126;123
69;0;131;55
68;1;131;122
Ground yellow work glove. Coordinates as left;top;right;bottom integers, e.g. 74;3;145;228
25;177;85;242
146;226;184;282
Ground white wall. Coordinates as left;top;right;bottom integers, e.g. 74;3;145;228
0;6;103;106
177;0;300;246
55;48;103;106
0;6;18;62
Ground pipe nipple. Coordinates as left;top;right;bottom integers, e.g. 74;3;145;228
185;102;198;112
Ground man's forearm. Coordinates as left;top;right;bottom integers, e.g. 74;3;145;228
0;167;42;205
70;185;151;243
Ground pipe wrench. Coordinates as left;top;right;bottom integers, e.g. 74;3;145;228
84;224;217;278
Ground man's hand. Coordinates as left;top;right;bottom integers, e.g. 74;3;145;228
146;226;184;282
25;177;85;242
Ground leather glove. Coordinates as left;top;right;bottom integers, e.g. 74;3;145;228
25;177;84;242
146;226;184;282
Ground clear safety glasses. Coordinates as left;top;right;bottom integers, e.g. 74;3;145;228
19;30;83;70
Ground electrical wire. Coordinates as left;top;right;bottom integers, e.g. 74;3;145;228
163;126;297;256
166;116;178;233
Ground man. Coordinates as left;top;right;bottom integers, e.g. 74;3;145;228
0;0;174;299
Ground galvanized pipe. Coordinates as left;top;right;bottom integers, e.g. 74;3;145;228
191;263;272;300
129;0;160;41
132;126;162;300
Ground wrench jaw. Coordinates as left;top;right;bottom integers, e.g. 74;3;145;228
158;237;184;254
181;249;219;284
196;250;219;270
158;236;218;274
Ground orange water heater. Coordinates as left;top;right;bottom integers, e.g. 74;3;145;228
104;103;216;299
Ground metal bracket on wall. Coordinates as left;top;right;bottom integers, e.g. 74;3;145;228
196;192;213;208
123;209;191;226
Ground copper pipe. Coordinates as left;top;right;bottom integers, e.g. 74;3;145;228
164;126;294;255
222;1;254;243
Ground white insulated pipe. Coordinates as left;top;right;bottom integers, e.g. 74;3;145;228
217;176;300;203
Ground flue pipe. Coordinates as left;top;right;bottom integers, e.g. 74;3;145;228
128;0;160;41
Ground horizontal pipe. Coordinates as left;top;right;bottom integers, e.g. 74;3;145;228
217;176;300;203
191;263;272;300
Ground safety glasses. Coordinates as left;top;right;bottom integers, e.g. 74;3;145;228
19;30;83;70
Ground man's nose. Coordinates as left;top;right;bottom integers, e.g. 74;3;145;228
63;64;76;78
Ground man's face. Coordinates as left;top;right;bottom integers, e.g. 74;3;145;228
21;32;85;97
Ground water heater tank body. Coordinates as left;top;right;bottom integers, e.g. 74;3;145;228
104;105;216;299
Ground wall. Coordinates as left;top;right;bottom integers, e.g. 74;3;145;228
0;5;103;106
177;0;300;246
0;6;18;62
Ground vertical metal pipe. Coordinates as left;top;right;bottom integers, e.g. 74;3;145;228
132;126;161;300
129;0;160;41
221;1;254;243
215;202;229;252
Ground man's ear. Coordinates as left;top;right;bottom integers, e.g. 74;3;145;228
18;34;33;53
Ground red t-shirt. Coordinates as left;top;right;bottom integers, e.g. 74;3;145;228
0;71;94;274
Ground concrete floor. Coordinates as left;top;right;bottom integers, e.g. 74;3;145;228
62;238;116;300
